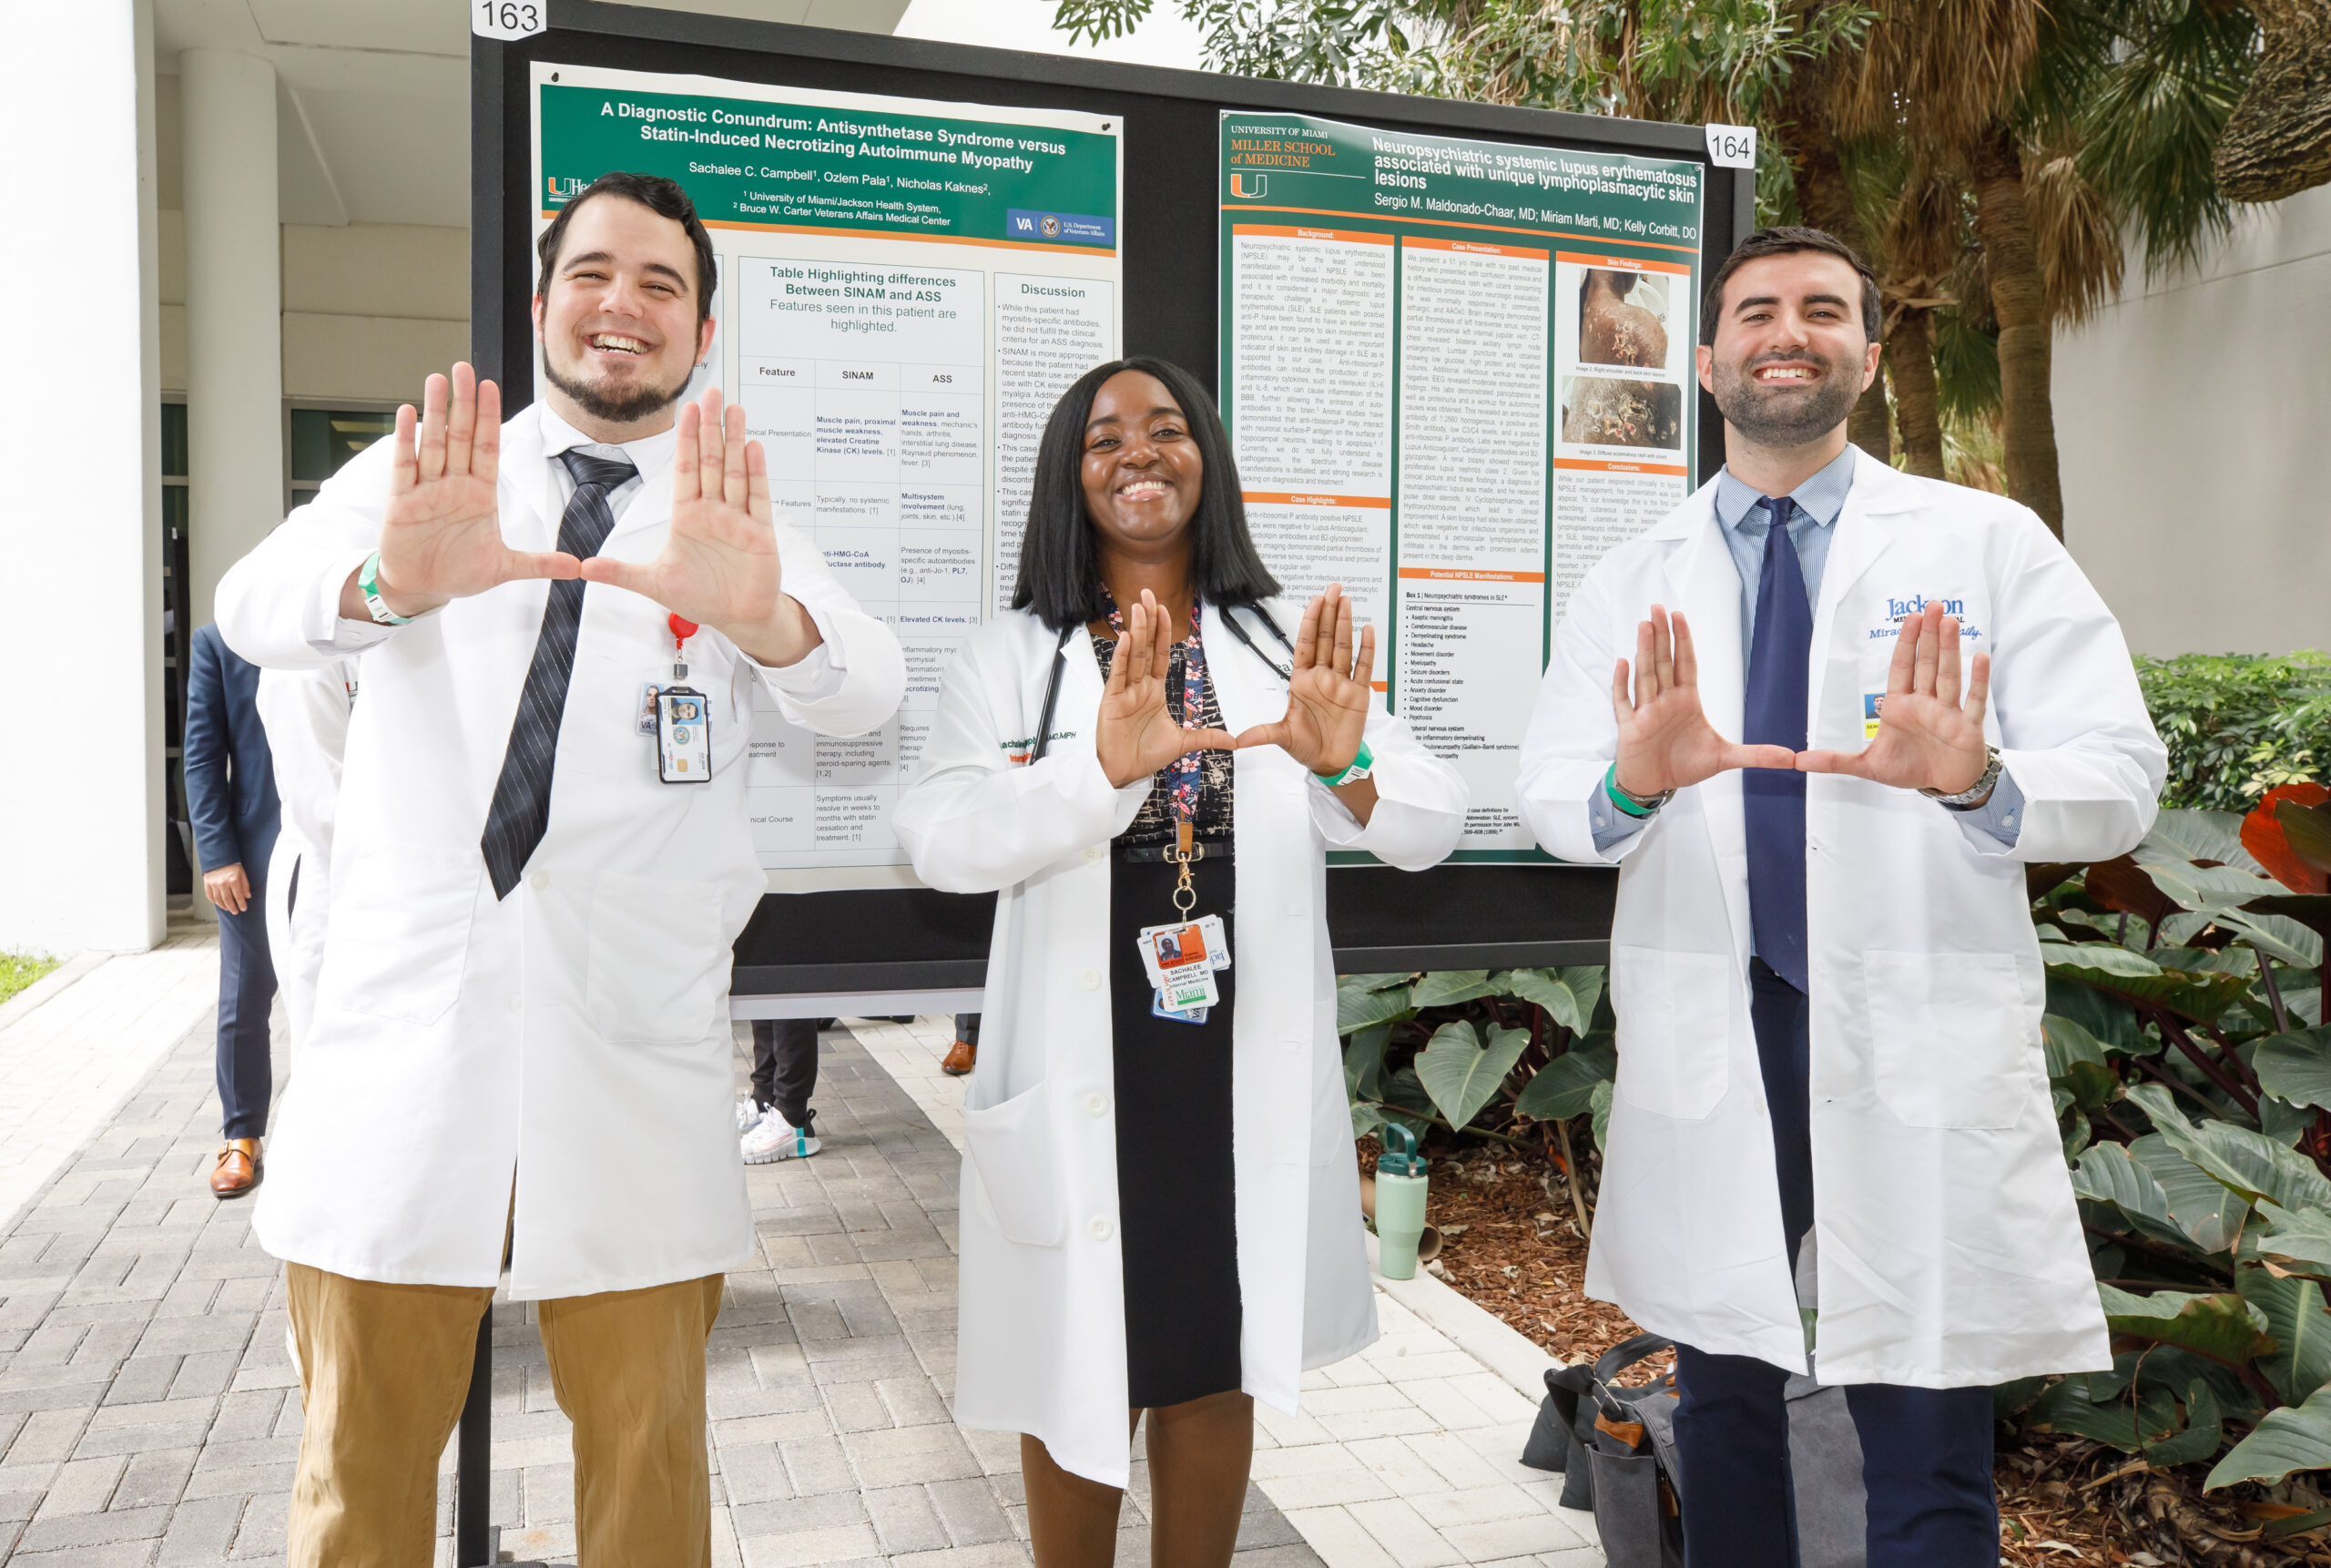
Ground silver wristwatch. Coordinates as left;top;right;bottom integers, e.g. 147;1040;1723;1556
1920;745;2004;809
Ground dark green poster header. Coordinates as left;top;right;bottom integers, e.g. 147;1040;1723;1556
1221;111;1701;251
538;77;1120;252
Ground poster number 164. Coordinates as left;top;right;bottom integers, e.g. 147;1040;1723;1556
475;0;546;38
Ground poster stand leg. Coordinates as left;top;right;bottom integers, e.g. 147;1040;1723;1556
455;1308;493;1565
455;1305;549;1567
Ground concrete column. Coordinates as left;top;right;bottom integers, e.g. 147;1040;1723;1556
182;48;283;635
0;0;167;953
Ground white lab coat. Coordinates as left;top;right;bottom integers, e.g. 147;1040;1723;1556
258;658;355;1052
215;402;906;1298
1518;455;2164;1386
893;602;1467;1486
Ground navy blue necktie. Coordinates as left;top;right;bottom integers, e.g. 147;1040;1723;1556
1743;495;1813;993
480;449;636;900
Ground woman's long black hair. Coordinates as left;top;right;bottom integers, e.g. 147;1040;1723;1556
1010;357;1281;632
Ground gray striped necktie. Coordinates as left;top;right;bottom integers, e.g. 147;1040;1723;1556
480;448;637;900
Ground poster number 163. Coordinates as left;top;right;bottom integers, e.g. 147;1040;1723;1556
475;0;546;38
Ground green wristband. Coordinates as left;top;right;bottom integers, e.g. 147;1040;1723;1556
1604;762;1658;818
1316;739;1374;787
358;551;413;626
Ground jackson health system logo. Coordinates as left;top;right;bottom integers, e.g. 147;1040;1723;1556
1006;209;1115;246
1862;592;1984;737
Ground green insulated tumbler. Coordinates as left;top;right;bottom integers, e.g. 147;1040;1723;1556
1373;1125;1430;1280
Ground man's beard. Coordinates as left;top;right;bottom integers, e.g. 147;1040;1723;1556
1711;351;1861;446
542;351;690;425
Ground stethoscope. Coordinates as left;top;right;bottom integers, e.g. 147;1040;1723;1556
1027;602;1296;764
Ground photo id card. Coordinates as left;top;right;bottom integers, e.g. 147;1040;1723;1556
656;686;712;784
1196;913;1230;972
637;681;665;737
1137;920;1220;1013
1152;990;1209;1025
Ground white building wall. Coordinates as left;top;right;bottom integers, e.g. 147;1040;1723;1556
2054;187;2331;657
0;0;168;954
182;48;285;634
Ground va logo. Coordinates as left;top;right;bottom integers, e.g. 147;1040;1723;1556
1012;215;1034;233
1231;172;1267;199
1041;214;1062;238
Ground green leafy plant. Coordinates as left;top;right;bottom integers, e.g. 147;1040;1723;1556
1338;963;1616;1234
2011;793;2331;1497
2136;651;2331;811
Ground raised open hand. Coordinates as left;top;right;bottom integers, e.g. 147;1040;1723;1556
579;387;820;666
1095;589;1237;789
1237;584;1374;776
1798;602;1992;794
368;363;578;617
1612;606;1797;796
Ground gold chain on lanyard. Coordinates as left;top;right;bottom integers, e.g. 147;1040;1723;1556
1171;817;1204;915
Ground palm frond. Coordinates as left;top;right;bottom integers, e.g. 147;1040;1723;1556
2071;0;2256;273
2023;147;2125;321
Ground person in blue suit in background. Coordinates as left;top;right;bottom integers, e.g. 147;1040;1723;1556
184;622;281;1199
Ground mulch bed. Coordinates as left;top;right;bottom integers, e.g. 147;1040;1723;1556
1363;1139;2331;1566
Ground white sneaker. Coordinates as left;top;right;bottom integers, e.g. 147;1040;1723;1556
735;1098;764;1133
741;1114;821;1164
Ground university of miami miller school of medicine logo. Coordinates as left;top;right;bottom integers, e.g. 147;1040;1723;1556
546;175;588;199
1231;172;1267;199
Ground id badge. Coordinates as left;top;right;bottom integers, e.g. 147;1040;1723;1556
1863;692;1886;740
657;686;712;784
1196;913;1230;972
637;681;665;737
1137;920;1220;1013
1152;990;1209;1025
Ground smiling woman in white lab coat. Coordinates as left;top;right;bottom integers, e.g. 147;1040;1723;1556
894;359;1466;1568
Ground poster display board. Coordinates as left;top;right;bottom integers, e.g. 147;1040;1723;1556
481;2;1752;993
1218;112;1705;860
533;64;1122;879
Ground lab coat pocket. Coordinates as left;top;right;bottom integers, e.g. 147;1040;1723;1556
1611;945;1734;1120
962;1079;1065;1247
585;875;726;1047
1863;951;2034;1129
318;850;480;1027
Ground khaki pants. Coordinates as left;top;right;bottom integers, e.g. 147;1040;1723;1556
284;1262;724;1568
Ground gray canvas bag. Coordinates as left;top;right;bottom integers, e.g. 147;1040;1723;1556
1521;1335;1869;1568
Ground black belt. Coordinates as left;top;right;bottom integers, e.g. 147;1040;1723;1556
1118;838;1235;864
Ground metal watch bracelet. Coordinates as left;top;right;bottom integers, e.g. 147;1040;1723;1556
1920;745;2004;808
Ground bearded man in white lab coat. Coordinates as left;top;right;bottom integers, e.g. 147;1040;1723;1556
218;171;905;1567
1517;228;2164;1567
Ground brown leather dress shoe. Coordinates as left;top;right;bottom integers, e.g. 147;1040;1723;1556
210;1139;261;1200
941;1038;977;1076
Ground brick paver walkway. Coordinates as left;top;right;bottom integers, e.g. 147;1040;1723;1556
0;1002;1338;1567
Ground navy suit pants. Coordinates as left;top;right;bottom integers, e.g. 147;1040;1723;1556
215;894;277;1140
1672;961;1999;1568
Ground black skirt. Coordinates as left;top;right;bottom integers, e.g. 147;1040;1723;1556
1110;850;1242;1410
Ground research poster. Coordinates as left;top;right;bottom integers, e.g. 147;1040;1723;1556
534;65;1122;881
1218;112;1705;860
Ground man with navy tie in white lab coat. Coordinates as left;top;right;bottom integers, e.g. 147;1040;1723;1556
1517;228;2164;1567
218;172;904;1566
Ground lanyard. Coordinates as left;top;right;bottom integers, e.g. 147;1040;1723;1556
1100;587;1207;831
